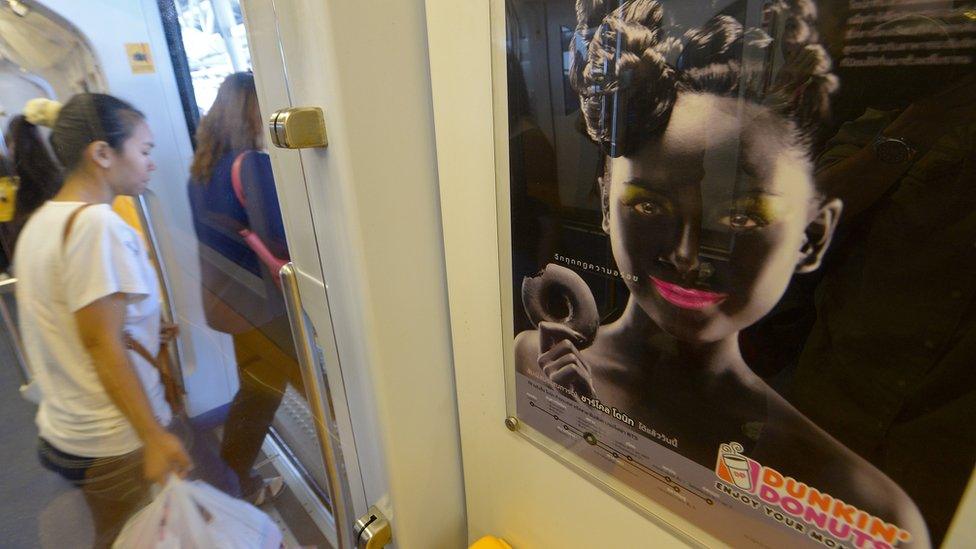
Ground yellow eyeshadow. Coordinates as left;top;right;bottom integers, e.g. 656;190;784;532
620;185;674;213
729;196;790;222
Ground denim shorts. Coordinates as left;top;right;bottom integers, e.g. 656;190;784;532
37;438;124;485
37;415;240;496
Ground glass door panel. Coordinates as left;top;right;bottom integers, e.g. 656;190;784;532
0;0;343;546
161;0;338;540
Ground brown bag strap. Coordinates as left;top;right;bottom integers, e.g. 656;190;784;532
123;331;157;366
61;203;185;413
121;324;178;366
61;203;97;250
124;330;185;414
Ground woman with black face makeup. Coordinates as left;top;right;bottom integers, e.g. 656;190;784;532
514;1;929;545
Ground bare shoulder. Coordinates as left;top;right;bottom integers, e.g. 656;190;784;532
759;393;931;547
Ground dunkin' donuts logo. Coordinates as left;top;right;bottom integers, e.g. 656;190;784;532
715;443;913;548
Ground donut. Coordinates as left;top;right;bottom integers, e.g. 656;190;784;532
521;263;599;347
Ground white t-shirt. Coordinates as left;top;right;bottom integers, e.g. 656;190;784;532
15;201;172;457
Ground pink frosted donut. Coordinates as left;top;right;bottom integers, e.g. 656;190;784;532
521;263;599;347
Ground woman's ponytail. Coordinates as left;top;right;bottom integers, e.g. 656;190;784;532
23;98;62;128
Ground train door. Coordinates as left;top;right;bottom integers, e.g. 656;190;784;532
238;1;467;546
0;0;466;547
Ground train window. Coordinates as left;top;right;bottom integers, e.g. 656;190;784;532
158;0;252;141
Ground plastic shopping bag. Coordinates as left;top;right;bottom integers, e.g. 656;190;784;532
113;476;283;549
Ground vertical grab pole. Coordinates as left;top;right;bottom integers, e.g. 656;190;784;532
134;195;186;393
279;263;353;549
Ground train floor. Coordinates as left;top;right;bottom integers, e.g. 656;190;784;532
0;323;329;548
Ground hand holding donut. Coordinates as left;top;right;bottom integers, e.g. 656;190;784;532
522;264;600;397
537;321;596;398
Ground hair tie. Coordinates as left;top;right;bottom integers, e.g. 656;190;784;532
23;98;63;128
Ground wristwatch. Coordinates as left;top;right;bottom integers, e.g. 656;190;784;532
872;135;917;164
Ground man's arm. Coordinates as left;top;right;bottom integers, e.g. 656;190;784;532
815;144;915;224
75;292;191;483
818;74;976;223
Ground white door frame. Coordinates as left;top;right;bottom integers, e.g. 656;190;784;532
244;1;467;547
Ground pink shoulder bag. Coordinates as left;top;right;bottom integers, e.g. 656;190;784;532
231;151;288;287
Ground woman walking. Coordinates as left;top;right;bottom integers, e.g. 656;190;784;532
16;93;230;547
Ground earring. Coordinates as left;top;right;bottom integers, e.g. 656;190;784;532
697;262;715;281
798;232;816;253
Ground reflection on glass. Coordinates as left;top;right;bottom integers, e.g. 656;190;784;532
509;0;975;546
0;2;326;546
187;71;304;503
175;0;252;115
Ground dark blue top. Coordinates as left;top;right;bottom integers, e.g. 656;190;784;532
188;150;288;277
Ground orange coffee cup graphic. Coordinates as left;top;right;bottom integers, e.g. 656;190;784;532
720;443;753;491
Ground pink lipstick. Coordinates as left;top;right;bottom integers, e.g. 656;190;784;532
651;277;727;310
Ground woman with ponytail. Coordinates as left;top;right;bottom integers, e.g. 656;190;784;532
6;113;62;218
15;93;234;547
514;1;929;543
0;101;65;259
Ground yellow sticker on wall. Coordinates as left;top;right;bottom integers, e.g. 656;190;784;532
126;43;155;74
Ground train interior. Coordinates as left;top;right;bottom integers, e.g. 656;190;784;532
0;0;335;546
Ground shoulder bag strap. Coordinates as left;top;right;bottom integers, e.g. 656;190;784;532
61;202;184;413
123;329;184;415
230;151;253;209
229;151;288;286
61;203;97;249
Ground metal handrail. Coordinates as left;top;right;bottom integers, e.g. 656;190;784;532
279;263;353;549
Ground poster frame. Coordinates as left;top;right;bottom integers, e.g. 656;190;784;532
488;1;976;547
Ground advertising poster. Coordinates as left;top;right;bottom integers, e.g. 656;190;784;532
505;0;976;547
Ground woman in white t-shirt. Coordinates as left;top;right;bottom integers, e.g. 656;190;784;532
14;93;229;547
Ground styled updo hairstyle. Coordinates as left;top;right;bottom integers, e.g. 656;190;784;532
570;0;838;158
49;93;145;172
